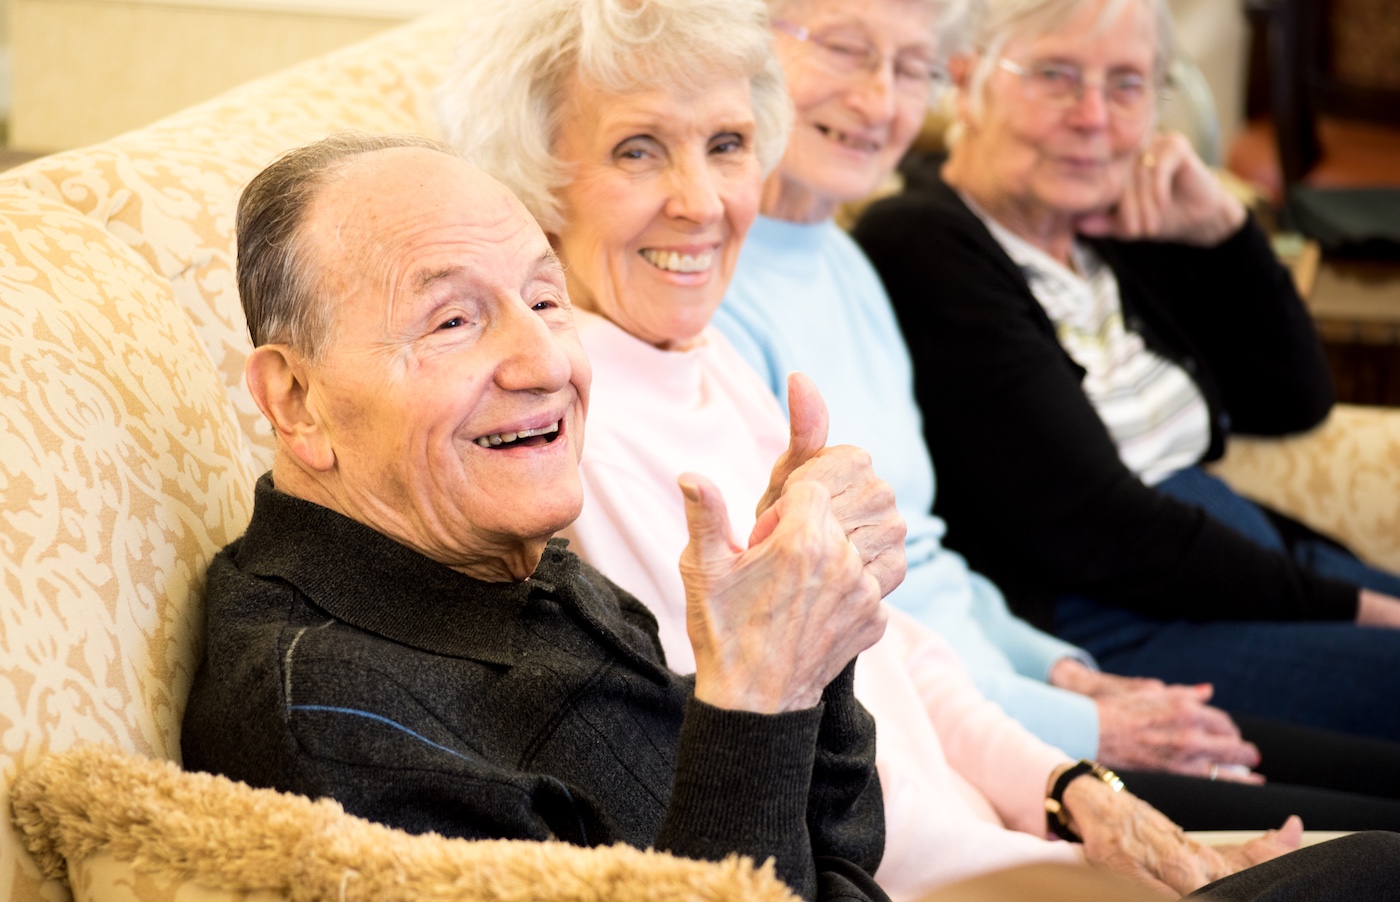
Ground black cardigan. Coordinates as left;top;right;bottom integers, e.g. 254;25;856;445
850;159;1357;632
182;475;887;902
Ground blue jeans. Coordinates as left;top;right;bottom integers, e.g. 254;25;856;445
1056;467;1400;740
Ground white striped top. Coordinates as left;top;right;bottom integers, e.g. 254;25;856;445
968;202;1211;486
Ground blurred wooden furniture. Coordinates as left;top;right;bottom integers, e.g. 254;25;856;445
1228;0;1400;206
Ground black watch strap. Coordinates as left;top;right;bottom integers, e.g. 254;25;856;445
1045;759;1124;842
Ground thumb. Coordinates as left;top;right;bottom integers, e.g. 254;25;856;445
756;373;830;515
680;473;738;562
1273;815;1304;848
785;372;830;463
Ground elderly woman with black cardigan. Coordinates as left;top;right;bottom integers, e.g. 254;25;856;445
853;0;1400;742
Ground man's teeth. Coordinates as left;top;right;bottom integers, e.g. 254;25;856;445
641;248;714;273
475;421;560;448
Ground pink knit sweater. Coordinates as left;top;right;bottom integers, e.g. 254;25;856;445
563;311;1080;899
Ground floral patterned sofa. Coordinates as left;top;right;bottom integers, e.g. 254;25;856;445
1;8;1398;902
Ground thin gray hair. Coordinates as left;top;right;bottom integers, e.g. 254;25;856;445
435;0;792;235
766;0;968;77
236;132;454;360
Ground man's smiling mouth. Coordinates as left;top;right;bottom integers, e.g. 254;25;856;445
474;420;562;448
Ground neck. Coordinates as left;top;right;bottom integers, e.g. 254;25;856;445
761;171;838;224
269;451;546;583
943;147;1078;267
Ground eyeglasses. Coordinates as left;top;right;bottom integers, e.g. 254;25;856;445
772;19;949;99
995;58;1164;115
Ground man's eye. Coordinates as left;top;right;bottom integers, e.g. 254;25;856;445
437;316;465;330
531;299;557;311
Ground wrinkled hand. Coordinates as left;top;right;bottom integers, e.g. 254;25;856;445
1063;771;1301;896
1075;131;1246;247
1050;658;1165;697
680;472;886;714
1357;589;1400;628
1051;660;1261;781
752;373;907;598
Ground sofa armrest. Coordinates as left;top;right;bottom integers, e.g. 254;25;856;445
10;744;797;902
1207;404;1400;573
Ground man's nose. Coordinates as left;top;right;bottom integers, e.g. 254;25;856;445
493;300;572;393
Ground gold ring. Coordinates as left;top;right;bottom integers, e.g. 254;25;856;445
1140;152;1157;169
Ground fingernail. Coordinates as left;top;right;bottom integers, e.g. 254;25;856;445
678;480;700;503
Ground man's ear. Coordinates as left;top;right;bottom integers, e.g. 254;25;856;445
245;344;335;471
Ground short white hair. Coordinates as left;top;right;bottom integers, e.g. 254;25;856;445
436;0;791;234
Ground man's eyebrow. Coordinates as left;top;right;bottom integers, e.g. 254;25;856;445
414;265;464;292
533;250;566;280
412;251;562;292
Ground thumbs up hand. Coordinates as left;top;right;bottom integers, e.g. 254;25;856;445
753;374;907;598
679;472;885;714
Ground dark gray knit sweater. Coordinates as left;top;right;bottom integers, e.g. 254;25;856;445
182;475;887;901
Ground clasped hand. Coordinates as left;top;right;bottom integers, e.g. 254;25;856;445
1050;660;1262;782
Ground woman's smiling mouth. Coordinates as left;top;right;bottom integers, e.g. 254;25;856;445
817;124;880;153
640;248;716;273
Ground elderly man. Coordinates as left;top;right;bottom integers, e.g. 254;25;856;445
181;133;890;902
184;134;1400;902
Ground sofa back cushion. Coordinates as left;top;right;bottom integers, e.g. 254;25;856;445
0;188;260;899
0;12;457;470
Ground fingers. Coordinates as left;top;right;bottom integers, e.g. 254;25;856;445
755;373;830;516
1228;816;1303;869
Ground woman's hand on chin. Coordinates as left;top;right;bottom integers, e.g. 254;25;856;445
1075;132;1247;248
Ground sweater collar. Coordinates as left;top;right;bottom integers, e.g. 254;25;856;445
743;214;837;270
233;474;585;667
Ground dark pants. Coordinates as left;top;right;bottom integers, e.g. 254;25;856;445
1191;832;1400;901
1123;715;1400;831
1056;467;1400;740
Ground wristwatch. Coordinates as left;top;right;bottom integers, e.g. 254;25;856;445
1045;759;1124;842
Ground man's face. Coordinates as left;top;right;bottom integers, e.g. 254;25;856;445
298;148;591;580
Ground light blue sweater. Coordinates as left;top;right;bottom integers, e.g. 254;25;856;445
716;214;1099;759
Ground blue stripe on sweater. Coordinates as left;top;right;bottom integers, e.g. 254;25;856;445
287;704;475;763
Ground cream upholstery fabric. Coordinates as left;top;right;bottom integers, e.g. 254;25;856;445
1210;405;1400;573
0;190;259;900
2;11;457;470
